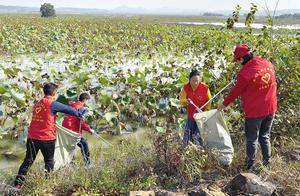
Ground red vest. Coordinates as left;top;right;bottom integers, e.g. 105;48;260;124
28;96;56;140
184;82;209;121
239;57;277;117
62;101;90;134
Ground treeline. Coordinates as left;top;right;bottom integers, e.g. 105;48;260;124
202;12;224;17
275;13;300;19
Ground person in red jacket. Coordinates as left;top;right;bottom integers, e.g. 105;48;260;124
180;70;212;145
14;83;86;189
62;93;95;166
218;44;277;170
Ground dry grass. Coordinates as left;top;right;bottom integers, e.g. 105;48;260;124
1;131;299;195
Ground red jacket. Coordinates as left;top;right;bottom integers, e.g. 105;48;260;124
28;96;56;140
223;56;277;118
184;82;209;121
62;101;91;134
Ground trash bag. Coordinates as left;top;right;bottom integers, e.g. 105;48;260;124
54;124;81;170
194;109;234;165
18;128;28;145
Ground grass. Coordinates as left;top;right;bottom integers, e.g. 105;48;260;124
1;126;299;195
9;130;156;195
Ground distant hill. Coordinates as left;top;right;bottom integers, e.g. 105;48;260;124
0;5;38;13
0;5;109;15
202;12;224;17
209;9;300;16
0;5;299;16
275;13;300;19
56;7;108;14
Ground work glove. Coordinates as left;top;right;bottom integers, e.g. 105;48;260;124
90;129;96;134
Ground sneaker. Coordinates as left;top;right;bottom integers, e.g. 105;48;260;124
15;184;22;190
14;175;25;190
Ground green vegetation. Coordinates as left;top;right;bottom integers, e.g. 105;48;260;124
0;7;299;195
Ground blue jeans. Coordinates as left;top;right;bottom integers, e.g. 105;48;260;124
77;137;90;166
245;113;275;168
183;119;203;146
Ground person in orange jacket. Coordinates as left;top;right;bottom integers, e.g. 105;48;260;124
14;83;86;189
180;70;211;145
219;44;277;170
62;93;95;166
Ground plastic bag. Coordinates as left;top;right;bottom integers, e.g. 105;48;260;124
194;109;234;165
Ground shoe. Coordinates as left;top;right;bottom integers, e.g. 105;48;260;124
14;175;25;190
15;184;22;190
263;162;271;170
246;164;254;172
84;161;92;169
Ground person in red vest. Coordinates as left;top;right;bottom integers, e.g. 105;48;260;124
218;44;277;170
62;93;95;166
14;83;86;189
180;70;212;145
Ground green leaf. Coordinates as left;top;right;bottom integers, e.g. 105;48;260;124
74;72;89;85
162;65;172;72
50;68;58;76
155;126;166;133
66;89;77;101
56;95;68;104
104;112;118;122
98;76;110;86
120;95;131;106
146;96;157;108
169;98;181;108
127;76;139;84
56;113;64;124
1;92;11;101
99;94;112;106
177;74;188;84
67;64;79;73
0;85;8;94
9;89;26;106
177;118;186;129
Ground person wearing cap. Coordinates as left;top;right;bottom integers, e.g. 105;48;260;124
218;44;277;170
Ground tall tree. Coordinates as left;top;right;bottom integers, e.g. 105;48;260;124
40;3;56;17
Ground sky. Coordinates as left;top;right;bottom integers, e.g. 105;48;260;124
0;0;299;11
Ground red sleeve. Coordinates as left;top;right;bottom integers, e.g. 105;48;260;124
223;74;248;106
81;118;91;132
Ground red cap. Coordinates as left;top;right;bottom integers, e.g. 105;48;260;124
234;44;250;61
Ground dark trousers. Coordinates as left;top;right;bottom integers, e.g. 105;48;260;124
183;119;203;146
77;137;90;166
245;113;275;168
14;139;56;186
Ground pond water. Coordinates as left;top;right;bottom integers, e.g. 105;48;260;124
0;126;148;172
170;22;300;30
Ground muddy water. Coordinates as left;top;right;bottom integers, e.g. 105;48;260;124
0;126;149;172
